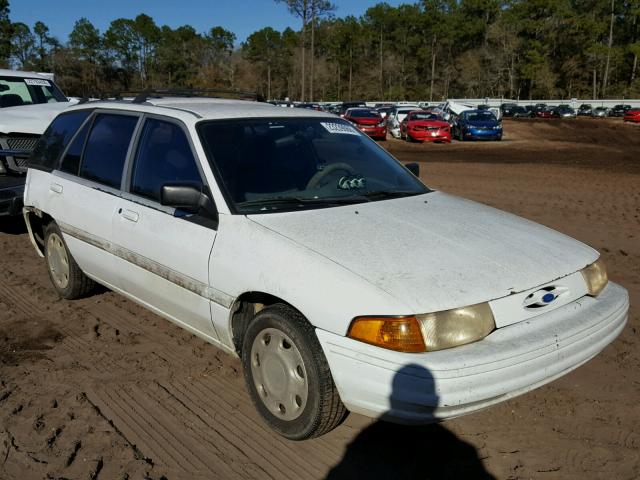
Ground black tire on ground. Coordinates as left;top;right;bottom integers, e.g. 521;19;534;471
241;304;347;440
44;221;96;299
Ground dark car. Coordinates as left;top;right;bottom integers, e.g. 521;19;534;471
338;101;367;117
577;104;592;116
610;104;632;117
512;106;533;118
555;106;576;118
296;103;322;111
454;110;502;141
500;103;519;117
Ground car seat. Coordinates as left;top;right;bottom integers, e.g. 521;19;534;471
0;94;25;108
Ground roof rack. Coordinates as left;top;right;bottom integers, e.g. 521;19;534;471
77;89;265;105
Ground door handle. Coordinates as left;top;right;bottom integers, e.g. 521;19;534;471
49;183;63;194
121;209;139;222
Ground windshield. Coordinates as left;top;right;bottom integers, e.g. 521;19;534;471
463;111;496;121
198;118;429;214
409;112;441;121
0;76;67;108
348;109;380;118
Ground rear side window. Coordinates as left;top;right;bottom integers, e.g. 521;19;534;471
130;118;202;202
28;111;91;172
79;114;138;189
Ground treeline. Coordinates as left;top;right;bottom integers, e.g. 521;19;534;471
1;0;639;101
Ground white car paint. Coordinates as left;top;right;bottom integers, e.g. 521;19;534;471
0;69;76;135
0;101;78;135
23;98;629;424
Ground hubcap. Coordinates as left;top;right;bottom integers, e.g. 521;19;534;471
46;233;70;289
250;328;308;421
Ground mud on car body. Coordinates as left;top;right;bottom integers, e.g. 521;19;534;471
0;69;74;216
22;94;629;440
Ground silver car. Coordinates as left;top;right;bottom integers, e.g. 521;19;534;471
592;107;608;118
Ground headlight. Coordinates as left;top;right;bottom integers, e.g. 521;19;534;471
581;258;608;296
347;302;496;353
377;120;386;127
417;303;495;351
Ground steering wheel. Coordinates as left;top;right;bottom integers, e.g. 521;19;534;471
306;163;356;189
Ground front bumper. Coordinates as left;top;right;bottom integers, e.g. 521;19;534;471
317;282;628;423
0;176;25;216
409;130;451;142
357;125;386;139
464;129;502;140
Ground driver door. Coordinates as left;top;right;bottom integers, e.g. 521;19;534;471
112;116;219;340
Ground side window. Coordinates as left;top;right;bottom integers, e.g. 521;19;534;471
60;119;92;175
79;114;138;189
130;118;202;203
28;111;92;172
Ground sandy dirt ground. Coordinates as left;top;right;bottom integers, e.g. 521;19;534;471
0;117;638;480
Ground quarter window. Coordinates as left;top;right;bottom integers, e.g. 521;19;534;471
130;118;202;202
28;111;91;172
79;114;138;189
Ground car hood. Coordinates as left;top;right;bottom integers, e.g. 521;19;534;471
464;119;499;128
0;101;77;135
351;117;381;126
409;120;449;128
248;192;597;313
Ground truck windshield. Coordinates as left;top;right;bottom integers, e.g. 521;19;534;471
0;76;68;108
198;118;429;214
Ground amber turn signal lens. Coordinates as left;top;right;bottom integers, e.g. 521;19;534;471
347;316;426;352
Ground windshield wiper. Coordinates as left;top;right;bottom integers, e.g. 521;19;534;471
360;190;422;200
238;195;367;209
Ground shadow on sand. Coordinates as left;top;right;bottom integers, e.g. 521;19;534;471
326;364;495;480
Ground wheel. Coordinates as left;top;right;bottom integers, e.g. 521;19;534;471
44;222;95;299
241;304;347;440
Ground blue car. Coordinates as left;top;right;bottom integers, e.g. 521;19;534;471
454;110;502;141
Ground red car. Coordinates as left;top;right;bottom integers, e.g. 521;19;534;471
400;110;451;143
535;108;557;119
623;109;640;123
344;108;387;140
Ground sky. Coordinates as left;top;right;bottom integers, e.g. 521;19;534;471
9;0;408;44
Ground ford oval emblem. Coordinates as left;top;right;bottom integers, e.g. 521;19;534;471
523;286;567;309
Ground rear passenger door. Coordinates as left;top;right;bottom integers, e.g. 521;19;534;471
112;115;219;341
45;110;140;286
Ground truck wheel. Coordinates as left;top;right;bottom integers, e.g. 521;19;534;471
241;304;347;440
44;222;95;299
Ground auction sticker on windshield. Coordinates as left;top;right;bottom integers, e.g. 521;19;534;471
321;122;360;135
24;78;51;86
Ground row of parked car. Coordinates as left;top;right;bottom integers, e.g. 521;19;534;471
500;102;640;121
337;102;502;143
0;68;630;442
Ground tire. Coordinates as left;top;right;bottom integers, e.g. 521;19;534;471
241;304;347;440
44;222;95;299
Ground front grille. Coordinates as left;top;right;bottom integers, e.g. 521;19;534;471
0;135;39;174
7;137;39;151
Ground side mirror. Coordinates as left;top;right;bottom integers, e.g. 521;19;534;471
405;162;420;177
160;183;218;221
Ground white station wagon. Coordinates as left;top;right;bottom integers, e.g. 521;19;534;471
23;94;628;439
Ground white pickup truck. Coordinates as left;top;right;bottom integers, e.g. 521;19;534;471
0;69;76;216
